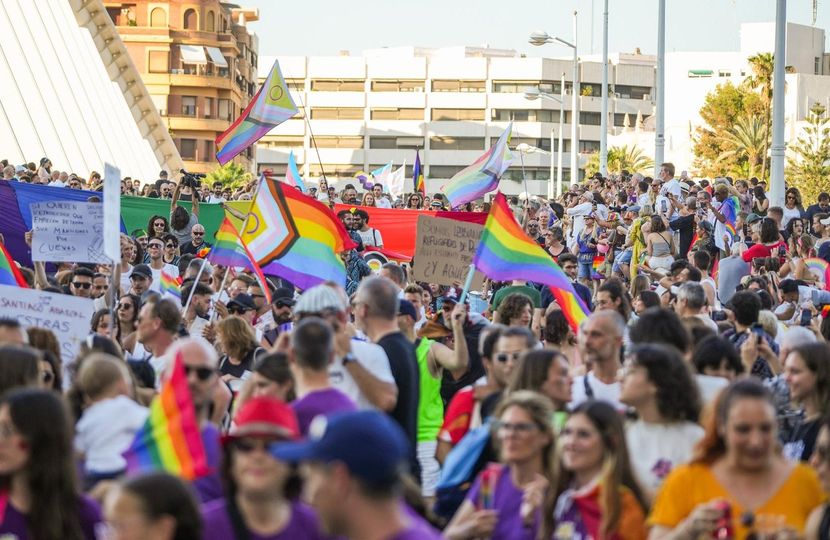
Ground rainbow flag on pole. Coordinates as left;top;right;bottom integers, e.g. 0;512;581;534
0;242;27;288
123;351;209;480
242;175;357;290
160;270;181;300
215;59;298;165
413;150;425;195
208;218;272;303
284;150;306;192
473;192;590;331
442;122;513;208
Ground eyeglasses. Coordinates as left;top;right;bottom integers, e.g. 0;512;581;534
495;351;522;363
495;421;539;435
118;303;134;310
184;365;215;381
72;282;92;289
193;232;204;236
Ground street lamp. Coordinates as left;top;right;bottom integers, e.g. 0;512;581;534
529;10;579;184
524;73;566;198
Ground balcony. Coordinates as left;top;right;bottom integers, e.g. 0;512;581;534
166;115;230;133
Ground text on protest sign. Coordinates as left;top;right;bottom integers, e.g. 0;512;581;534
30;201;108;264
412;215;485;289
0;284;94;366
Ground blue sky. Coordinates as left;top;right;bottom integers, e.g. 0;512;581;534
241;0;825;58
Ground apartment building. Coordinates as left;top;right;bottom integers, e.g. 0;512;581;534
105;0;259;173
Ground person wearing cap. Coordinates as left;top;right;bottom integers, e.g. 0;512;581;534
201;397;328;540
273;410;442;540
295;284;398;412
288;317;356;436
227;293;257;326
128;264;154;297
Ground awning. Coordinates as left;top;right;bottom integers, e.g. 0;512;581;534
205;46;228;68
180;44;207;65
688;69;713;76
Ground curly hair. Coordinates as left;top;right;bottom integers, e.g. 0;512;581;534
542;310;570;345
629;343;701;422
146;214;169;239
496;292;533;327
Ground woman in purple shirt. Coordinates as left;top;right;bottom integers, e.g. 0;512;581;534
0;389;101;539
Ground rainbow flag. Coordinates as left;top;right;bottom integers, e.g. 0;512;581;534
284;150;306;192
123;351;209;480
413;150;425;195
215;59;298;165
720;195;740;238
242;175;357;290
805;257;830;290
442;123;513;209
0;242;27;288
592;255;605;280
473;192;589;331
208;218;272;303
159;270;181;300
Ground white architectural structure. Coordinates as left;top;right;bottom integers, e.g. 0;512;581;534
0;0;179;180
256;47;655;195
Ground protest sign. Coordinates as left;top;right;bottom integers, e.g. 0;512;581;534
412;215;485;289
0;284;94;365
103;163;121;262
31;201;108;264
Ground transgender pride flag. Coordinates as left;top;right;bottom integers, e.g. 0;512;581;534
284;150;306;192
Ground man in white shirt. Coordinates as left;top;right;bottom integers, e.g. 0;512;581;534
145;238;180;293
570;310;626;411
372;184;393;208
675;282;718;332
658;162;683;199
354;209;384;248
566;191;596;249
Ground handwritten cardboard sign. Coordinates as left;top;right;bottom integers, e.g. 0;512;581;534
30;201;108;263
412;215;485;289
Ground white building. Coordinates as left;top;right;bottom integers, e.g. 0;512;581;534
256;47;655;195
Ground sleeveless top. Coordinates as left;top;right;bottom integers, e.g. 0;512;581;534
415;338;443;442
651;232;672;257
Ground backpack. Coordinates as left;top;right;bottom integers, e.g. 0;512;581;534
433;417;494;522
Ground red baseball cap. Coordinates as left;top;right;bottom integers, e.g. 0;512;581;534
224;397;299;442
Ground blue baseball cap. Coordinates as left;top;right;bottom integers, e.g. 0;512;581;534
270;411;409;486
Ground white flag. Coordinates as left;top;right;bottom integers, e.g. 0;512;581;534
388;160;407;198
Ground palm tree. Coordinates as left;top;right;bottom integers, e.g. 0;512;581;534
584;144;654;177
744;52;774;179
715;115;768;178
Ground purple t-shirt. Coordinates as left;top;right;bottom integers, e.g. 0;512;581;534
193;423;223;503
201;498;326;540
0;495;101;539
466;466;540;540
290;388;357;436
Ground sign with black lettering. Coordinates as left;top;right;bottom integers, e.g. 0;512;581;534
30;201;108;263
412;215;485;289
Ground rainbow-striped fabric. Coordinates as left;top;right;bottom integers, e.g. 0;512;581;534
208;218;272;303
0;242;27;288
413;150;425;195
474;192;590;331
159;270;181;300
442;123;513;208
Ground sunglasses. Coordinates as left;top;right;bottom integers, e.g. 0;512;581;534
193;232;205;236
495;351;522;363
274;300;294;309
184;365;215;381
231;437;281;453
72;282;92;289
154;222;165;227
165;243;176;248
118;303;134;310
228;306;250;315
148;243;163;249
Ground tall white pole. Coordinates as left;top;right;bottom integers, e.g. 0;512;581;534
599;0;609;177
558;73;565;197
549;128;555;200
770;0;787;207
654;0;666;177
571;11;580;184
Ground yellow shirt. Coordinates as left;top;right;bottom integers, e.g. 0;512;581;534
649;462;825;539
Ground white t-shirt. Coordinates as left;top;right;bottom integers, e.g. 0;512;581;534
376;198;392;209
357;227;384;248
149;263;179;293
781;205;802;229
74;395;149;473
626;420;704;497
329;339;396;410
119;264;132;296
189;316;210;340
695;374;729;404
570;372;624;411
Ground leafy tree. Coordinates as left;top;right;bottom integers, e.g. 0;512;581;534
715;114;767;179
204;162;253;192
584;144;654;177
786;103;830;202
744;52;774;179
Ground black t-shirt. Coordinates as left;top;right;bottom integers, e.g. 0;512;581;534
670;214;696;258
783;417;821;462
219;347;261;379
377;331;421;478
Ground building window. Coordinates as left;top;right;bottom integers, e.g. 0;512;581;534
181;96;197;117
429;165;464;178
370;108;424;120
368;136;424;149
431;108;485;121
307;164;361;176
370;80;425;92
816;57;821;75
204;97;213;119
429;137;485;151
286;79;305;92
503;168;551;181
315;136;364;149
309;108;363;120
206;10;215;32
431;80;486;92
579;140;601;153
310;79;365;91
179;139;197;160
718;70;732;77
218;99;231;121
580;112;601;126
183;8;197;30
491;109;558;123
511;137;552;151
262;136;304;148
148;51;168;74
204;140;214;159
149;7;167;27
614;85;651;99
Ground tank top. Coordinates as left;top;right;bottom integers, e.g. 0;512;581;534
415;338;443;442
651;232;672;257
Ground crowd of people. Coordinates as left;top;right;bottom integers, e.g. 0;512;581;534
0;159;829;539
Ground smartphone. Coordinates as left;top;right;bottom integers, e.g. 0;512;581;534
801;309;813;326
751;325;765;340
778;245;786;257
661;199;668;213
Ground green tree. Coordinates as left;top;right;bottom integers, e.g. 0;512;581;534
714;114;768;178
584;144;654;177
744;52;774;179
204;162;253;192
786;103;830;203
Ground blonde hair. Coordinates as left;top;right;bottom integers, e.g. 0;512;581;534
77;353;130;401
758;310;778;338
217;316;258;360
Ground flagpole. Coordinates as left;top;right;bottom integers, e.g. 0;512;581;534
458;264;477;304
181;259;208;315
292;91;328;186
518;151;531;227
210;267;233;323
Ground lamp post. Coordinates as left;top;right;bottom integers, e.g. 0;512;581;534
654;0;666;176
600;0;609;177
525;76;565;198
769;0;786;207
530;10;579;183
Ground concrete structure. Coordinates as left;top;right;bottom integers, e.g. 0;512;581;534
256;47;655;195
0;0;175;180
106;0;259;173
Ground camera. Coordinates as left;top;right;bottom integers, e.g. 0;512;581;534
179;169;205;189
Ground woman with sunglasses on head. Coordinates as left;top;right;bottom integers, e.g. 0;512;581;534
554;400;649;540
620;344;704;502
201;396;326;540
444;391;558;540
649;378;824;540
782;343;830;463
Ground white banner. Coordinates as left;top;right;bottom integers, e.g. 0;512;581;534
0;285;94;365
103;163;121;262
30;201;108;264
